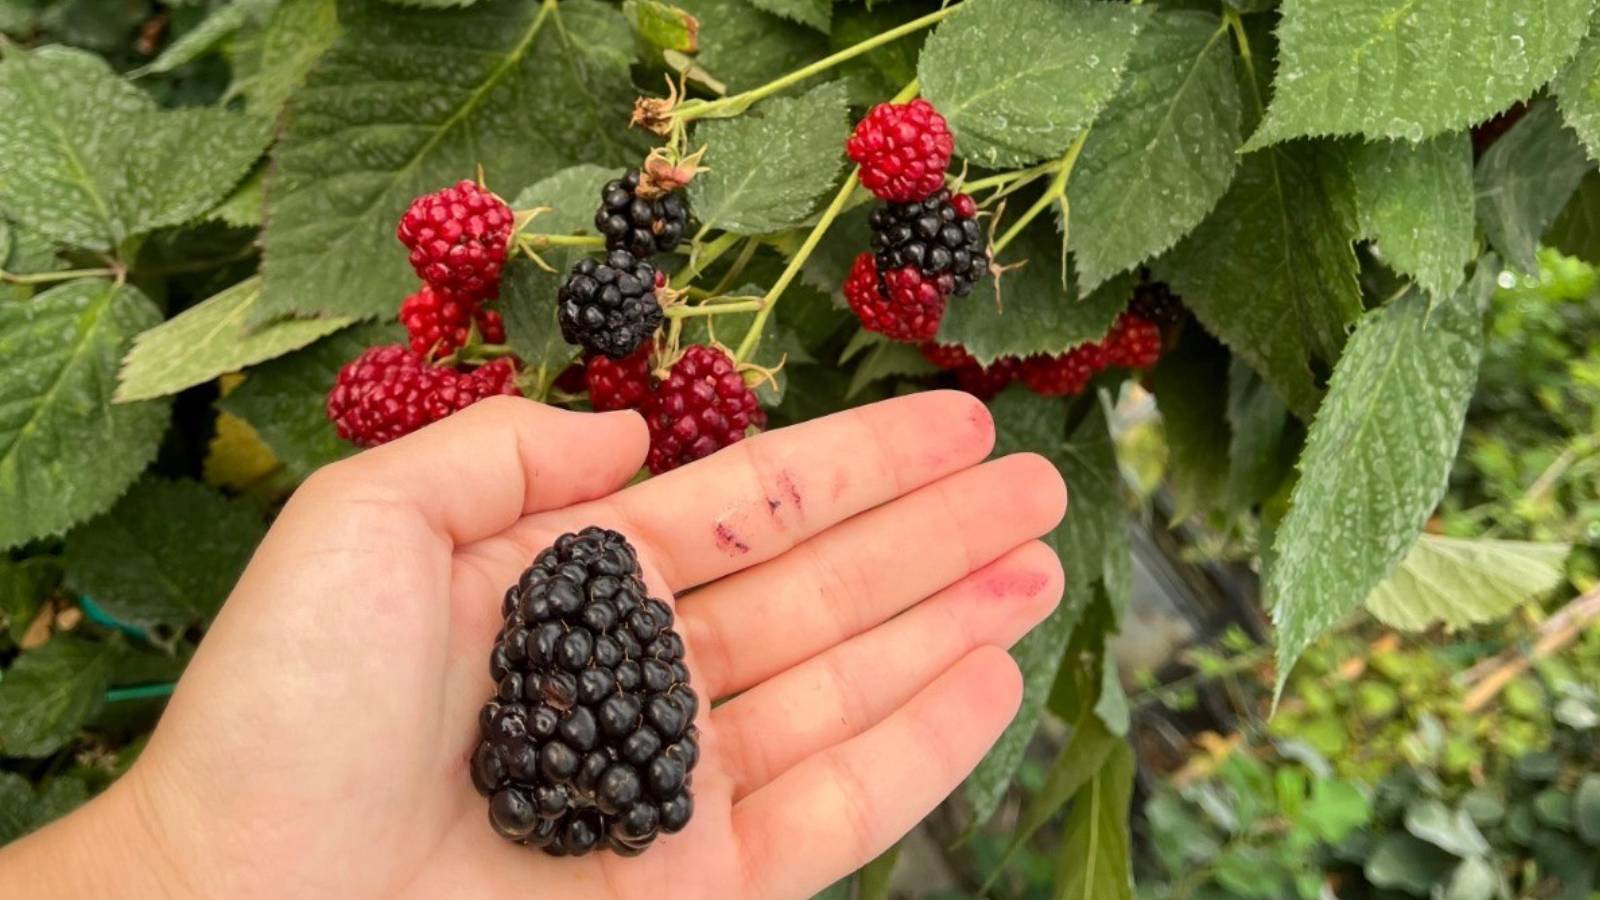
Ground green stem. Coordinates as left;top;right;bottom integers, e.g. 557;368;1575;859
957;161;1055;196
672;230;742;289
676;6;959;122
519;233;606;250
708;237;761;296
665;298;765;318
1223;9;1261;114
991;131;1089;255
0;266;117;285
735;171;860;363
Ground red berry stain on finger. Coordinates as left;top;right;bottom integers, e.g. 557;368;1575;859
714;522;749;555
777;471;803;515
981;570;1051;600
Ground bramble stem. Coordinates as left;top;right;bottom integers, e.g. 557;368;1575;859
664;298;765;318
672;231;742;289
1223;10;1260;114
0;266;117;285
991;131;1089;255
708;237;761;296
957;161;1055;196
675;6;959;123
518;233;606;250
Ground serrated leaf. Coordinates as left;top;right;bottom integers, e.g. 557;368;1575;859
1269;270;1488;695
1365;534;1569;632
1548;169;1600;262
1154;143;1362;418
965;394;1122;824
0;46;269;251
0;635;119;757
219;323;401;479
0;773;33;841
1149;326;1231;522
919;0;1148;168
936;238;1131;365
689;81;849;235
989;714;1119;882
1068;11;1241;291
1054;742;1136;900
234;0;340;119
117;277;352;402
1556;29;1600;161
0;280;169;550
674;0;826;92
1225;357;1293;510
207;166;265;228
1245;0;1593;148
0;557;59;645
512;164;626;242
1351;132;1475;298
741;0;827;31
624;0;699;53
133;0;278;76
1476;102;1593;274
63;478;266;631
846;339;937;398
255;0;643;324
500;259;581;394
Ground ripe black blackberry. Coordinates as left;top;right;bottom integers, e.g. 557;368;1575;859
595;170;690;259
558;250;665;360
1129;276;1186;329
869;189;987;297
473;528;699;857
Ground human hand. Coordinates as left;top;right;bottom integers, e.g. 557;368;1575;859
5;391;1066;899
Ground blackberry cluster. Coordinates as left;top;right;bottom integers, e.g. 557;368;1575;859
558;250;665;360
641;345;766;474
843;251;945;342
870;190;987;297
399;284;504;357
595;170;690;259
395;180;513;302
473;528;699;857
326;346;518;447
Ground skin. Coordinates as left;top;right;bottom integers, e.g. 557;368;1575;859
1;391;1067;899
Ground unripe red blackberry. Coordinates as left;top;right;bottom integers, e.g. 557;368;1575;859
1104;312;1163;369
398;284;505;357
846;99;954;202
640;345;766;474
842;252;946;343
1019;345;1103;397
585;341;654;412
396;180;513;302
326;345;520;447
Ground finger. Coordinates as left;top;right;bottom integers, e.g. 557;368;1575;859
733;647;1023;899
514;390;996;590
280;397;649;547
679;453;1066;699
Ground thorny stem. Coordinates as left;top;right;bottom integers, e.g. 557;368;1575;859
673;5;960;124
0;266;117;285
992;130;1089;255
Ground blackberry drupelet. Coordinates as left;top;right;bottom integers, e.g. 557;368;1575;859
1128;278;1186;329
594;170;690;259
558;250;665;360
473;528;700;857
869;190;987;297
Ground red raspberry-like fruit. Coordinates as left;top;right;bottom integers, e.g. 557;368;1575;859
1019;345;1104;397
585;341;654;412
1104;312;1163;369
553;361;588;394
955;357;1021;400
399;284;505;357
846;99;954;202
326;345;519;447
843;252;946;342
396;180;513;302
920;342;977;370
641;345;766;474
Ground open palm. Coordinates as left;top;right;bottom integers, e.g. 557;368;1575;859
39;392;1066;899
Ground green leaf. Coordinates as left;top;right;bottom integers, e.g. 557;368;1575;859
624;0;699;53
1269;270;1487;695
1475;101;1592;274
919;0;1148;168
674;0;825;93
1245;0;1593;147
132;0;278;76
689;81;849;235
0;280;169;550
207;166;266;228
234;0;340;120
0;773;33;842
936;245;1131;365
1301;779;1370;842
1443;857;1499;900
1149;326;1231;522
1365;833;1459;893
988;714;1120;883
255;0;643;324
63;478;265;631
500;259;581;394
0;557;59;644
511;164;625;238
1547;169;1600;263
1053;743;1136;900
219;323;401;479
1350;132;1475;298
1067;11;1242;291
1155;143;1362;418
0;635;119;757
846;339;937;398
1406;799;1491;857
740;0;828;32
1574;775;1600;845
1364;534;1570;632
0;46;269;250
858;842;899;900
1225;358;1292;509
1555;28;1600;162
117;277;352;403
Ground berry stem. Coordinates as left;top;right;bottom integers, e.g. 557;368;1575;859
518;233;607;250
0;266;117;285
1222;10;1261;115
707;237;761;297
957;160;1056;196
663;298;765;318
992;130;1090;256
674;5;960;123
672;230;742;289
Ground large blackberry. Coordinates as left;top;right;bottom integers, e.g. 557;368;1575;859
558;250;665;360
473;528;699;857
595;170;690;259
869;190;986;297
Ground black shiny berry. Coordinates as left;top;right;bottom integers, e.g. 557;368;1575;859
594;169;690;259
870;189;987;297
558;250;664;360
